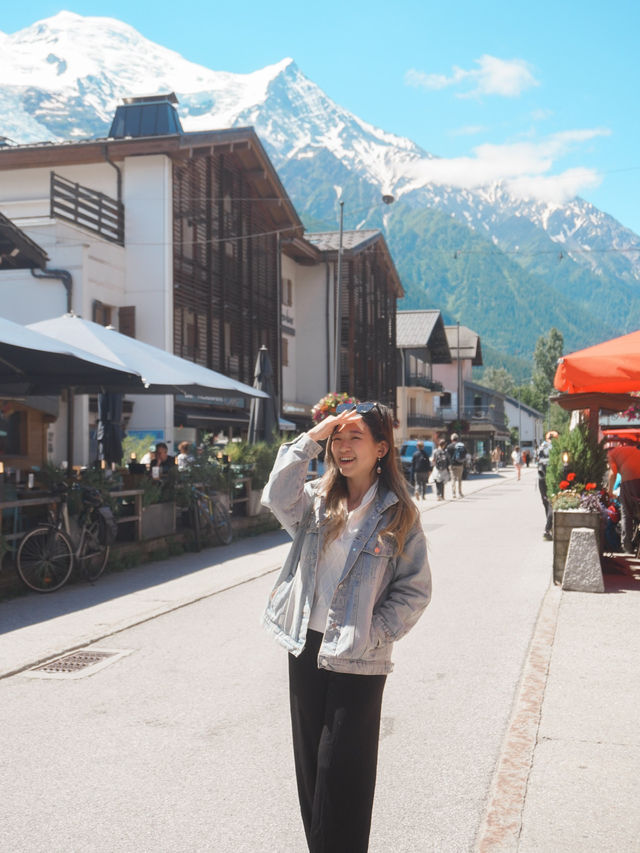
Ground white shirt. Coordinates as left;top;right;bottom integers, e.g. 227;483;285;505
308;481;378;633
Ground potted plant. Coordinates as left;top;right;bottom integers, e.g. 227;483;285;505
547;423;608;584
139;473;177;540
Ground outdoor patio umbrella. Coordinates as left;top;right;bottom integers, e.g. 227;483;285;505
554;330;640;394
0;314;143;394
96;392;124;466
29;313;269;399
247;346;279;443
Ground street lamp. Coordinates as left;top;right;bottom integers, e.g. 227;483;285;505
333;193;395;391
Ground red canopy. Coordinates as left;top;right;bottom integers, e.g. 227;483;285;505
554;330;640;394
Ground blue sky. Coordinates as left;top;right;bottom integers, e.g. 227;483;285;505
5;1;640;234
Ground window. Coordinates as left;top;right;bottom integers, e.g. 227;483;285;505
92;300;112;327
118;306;136;338
0;410;25;456
282;278;293;307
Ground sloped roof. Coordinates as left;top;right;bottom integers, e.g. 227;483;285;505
305;230;380;253
0;127;302;235
0;212;48;270
305;229;403;297
396;310;451;363
445;324;483;366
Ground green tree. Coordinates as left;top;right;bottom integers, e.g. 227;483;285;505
478;366;516;396
532;327;564;404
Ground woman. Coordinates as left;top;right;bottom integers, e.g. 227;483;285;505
512;445;522;481
262;402;431;853
431;438;450;501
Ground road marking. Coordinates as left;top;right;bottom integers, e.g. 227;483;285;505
475;583;562;852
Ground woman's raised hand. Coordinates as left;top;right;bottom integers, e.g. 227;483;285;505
306;408;363;443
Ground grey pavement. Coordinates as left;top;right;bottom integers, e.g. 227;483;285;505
1;466;639;851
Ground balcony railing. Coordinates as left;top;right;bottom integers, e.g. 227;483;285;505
405;375;444;391
407;414;445;428
50;171;124;245
439;405;506;427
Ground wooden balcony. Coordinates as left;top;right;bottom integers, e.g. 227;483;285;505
50;171;124;245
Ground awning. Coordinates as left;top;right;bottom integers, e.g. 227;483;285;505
554;330;640;394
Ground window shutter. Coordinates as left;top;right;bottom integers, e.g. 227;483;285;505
118;306;136;338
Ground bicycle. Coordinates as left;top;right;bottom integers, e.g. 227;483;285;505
191;486;232;549
16;483;112;593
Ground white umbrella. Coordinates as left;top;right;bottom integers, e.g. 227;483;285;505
0;313;142;394
29;313;268;399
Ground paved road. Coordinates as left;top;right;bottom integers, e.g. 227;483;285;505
0;467;551;852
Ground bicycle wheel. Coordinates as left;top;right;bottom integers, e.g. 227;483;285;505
196;497;215;542
17;527;74;593
211;501;232;546
79;514;110;582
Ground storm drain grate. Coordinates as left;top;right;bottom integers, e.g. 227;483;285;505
24;648;132;679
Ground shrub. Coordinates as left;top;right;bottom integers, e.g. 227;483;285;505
546;423;607;497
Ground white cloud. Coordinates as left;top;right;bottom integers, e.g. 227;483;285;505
405;55;538;98
396;128;610;203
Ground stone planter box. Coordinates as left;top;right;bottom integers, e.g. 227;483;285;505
247;487;267;517
141;501;176;540
553;509;601;585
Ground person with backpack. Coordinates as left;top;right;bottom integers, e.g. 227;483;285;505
431;438;450;500
446;433;467;499
410;440;432;500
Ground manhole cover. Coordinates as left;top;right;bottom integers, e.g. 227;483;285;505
24;648;132;679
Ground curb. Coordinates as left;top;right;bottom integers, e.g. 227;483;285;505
475;583;562;851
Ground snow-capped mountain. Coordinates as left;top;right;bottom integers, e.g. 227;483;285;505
1;11;639;367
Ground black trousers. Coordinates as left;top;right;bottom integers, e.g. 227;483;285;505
288;630;387;853
538;471;552;534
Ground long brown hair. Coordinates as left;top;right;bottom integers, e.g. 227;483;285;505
318;403;419;554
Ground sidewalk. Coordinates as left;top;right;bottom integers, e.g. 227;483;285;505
475;496;640;849
2;468;640;851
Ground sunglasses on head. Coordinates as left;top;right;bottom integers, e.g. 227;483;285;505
335;401;383;417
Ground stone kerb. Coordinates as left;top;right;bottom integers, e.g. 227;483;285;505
553;509;600;585
562;526;604;592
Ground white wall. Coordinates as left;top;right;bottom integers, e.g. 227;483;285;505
504;399;543;446
292;261;331;406
0;153;177;461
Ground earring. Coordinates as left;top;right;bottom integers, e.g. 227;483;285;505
376;457;382;475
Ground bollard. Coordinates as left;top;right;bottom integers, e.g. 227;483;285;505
562;527;604;593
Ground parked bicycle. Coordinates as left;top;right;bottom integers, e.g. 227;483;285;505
191;486;232;549
16;482;115;593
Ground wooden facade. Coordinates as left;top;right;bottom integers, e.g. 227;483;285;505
307;231;403;411
172;150;282;393
341;250;398;407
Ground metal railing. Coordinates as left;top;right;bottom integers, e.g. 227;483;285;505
50;172;124;245
407;414;444;428
405;375;444;391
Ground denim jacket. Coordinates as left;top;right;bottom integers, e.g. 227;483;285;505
261;434;431;675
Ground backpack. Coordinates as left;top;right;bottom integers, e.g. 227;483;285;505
435;451;448;470
453;442;466;464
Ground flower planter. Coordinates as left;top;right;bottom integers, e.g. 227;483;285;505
141;501;176;540
247;486;267;517
552;509;601;585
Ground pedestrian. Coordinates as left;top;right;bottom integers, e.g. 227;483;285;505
176;440;194;471
431;438;450;500
261;402;431;853
410;439;432;500
607;442;640;553
511;445;522;480
491;446;501;472
537;431;558;540
446;432;466;498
